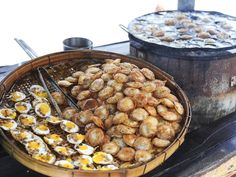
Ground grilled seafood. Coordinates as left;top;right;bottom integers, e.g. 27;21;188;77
117;147;135;161
0;58;186;171
51;92;66;105
128;11;236;49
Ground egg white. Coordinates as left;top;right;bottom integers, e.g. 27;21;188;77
0;119;17;131
0;108;17;120
25;139;48;155
35;103;51;118
54;160;75;169
18;114;36;128
92;152;114;165
74;143;94;155
73;155;93;167
32;151;56;164
32;123;50;135
67;133;85;145
10;91;26;102
43;134;63;146
60;120;79;133
46;116;62;125
54;146;76;156
29;85;47;99
15;102;32;114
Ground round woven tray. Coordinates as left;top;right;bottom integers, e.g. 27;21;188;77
0;50;191;177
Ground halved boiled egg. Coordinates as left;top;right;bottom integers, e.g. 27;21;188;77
32;123;50;135
92;152;113;165
73;155;93;167
25;139;48;155
29;85;48;99
10;91;26;102
35;103;51;118
43;134;64;146
74;143;94;155
10;128;34;143
46;116;62;125
32;151;56;164
53;146;76;156
0;108;17;119
54;160;75;169
32;98;49;107
67;133;85;145
18;114;36;128
0;120;17;131
100;165;118;170
15;102;32;114
60;120;79;133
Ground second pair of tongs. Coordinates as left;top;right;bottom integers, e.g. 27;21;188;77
14;38;80;118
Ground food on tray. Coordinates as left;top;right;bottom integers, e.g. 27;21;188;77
35;103;51;118
15;102;32;114
60;120;79;133
29;85;48;98
18;114;37;128
43;134;64;146
32;152;56;164
32;122;50;135
10;91;26;102
0;108;17;119
51;92;66;105
0;58;185;171
54;159;75;169
67;133;85;144
46;116;63;124
0;119;17;131
128;11;236;49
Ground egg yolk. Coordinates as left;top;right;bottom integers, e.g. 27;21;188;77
29;141;41;149
1;121;14;128
74;134;84;141
19;132;28;139
1;110;16;119
57;147;67;153
65;122;75;129
34;153;52;162
21;117;34;125
79;145;88;150
50;117;60;122
16;105;27;112
11;92;22;101
39;104;50;115
38;124;48;131
93;154;105;163
35;91;48;98
61;162;74;169
80;158;89;165
49;134;61;141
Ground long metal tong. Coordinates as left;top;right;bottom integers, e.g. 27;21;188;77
14;38;67;117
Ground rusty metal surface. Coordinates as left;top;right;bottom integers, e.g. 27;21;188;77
130;44;236;129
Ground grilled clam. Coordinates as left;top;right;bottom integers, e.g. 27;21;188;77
10;91;26;102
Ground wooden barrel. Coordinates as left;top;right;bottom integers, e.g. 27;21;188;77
0;50;191;177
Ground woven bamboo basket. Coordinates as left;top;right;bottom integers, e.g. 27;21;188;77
0;50;191;177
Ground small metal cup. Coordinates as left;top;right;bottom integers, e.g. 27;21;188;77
63;37;93;51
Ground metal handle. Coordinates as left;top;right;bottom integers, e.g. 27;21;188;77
14;38;38;59
14;38;63;117
119;24;130;33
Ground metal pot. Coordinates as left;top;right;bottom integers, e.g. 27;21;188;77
127;10;236;129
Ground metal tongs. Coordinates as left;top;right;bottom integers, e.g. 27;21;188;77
14;38;80;117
